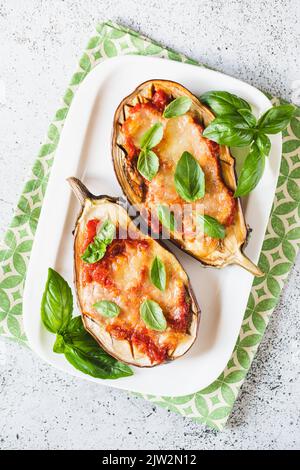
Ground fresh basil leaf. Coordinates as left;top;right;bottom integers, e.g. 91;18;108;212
150;256;166;291
202;115;255;147
257;104;295;134
64;316;98;351
41;268;73;334
157;205;176;231
93;300;121;318
97;219;115;245
137;149;159;181
174;151;205;202
200;91;251;116
197;214;226;239
256;134;271;156
140;299;167;331
163;96;192;118
234;144;266;197
81;220;115;264
64;315;86;337
140;122;163;149
53;334;65;353
62;316;133;379
81;238;106;264
64;344;133;379
238;108;257;127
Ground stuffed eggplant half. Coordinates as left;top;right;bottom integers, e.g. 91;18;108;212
68;177;199;367
112;80;262;276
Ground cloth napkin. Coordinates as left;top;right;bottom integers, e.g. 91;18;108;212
0;21;299;430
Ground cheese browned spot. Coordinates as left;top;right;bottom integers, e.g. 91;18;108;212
77;218;193;364
121;92;236;258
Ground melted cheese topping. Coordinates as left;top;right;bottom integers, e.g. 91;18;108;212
75;202;194;365
122;101;236;258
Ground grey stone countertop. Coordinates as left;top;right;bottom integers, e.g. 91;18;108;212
0;0;299;450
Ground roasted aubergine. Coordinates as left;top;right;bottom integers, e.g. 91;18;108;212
68;177;200;367
112;80;262;276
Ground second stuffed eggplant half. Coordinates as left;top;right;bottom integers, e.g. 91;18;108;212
112;80;263;276
68;177;199;368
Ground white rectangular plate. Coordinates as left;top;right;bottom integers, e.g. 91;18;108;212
23;56;281;396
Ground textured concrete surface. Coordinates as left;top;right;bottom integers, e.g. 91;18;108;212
0;0;299;450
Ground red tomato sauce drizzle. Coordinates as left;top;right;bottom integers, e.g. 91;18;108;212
107;324;168;364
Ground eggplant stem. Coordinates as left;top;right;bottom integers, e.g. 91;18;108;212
67;177;94;206
233;251;264;277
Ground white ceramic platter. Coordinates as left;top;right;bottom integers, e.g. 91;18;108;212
23;56;281;396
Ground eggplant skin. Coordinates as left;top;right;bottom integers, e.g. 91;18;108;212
112;80;263;277
68;177;200;368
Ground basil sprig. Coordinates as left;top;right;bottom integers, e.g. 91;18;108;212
197;214;226;239
81;219;115;264
200;90;295;196
137;122;163;181
163;96;192;118
174;151;205;201
41;268;133;379
93;300;121;318
150;256;166;291
140;299;167;331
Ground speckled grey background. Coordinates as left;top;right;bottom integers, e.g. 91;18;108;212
0;0;299;450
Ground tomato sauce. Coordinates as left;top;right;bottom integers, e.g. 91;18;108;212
81;220;149;287
106;324;132;341
106;324;167;364
82;218;99;250
168;291;190;333
151;89;170;112
132;329;168;364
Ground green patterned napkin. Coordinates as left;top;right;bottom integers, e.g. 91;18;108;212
0;21;299;430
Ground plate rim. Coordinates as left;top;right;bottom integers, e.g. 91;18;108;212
23;55;281;396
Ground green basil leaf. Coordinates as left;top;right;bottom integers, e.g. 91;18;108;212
200;91;251;116
157;205;176;231
174;151;205;202
150;256;166;291
81;238;106;264
93;300;121;318
62;316;133;379
256;134;271;156
97;219;115;245
197;214;226;239
203;115;255;147
53;334;65;353
163;96;192;118
64;316;97;351
238;108;257;127
140;122;163;149
137;149;159;181
258;104;295;134
234;144;266;197
140;299;167;331
64;344;133;379
64;316;102;350
41;268;73;334
81;219;115;264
